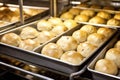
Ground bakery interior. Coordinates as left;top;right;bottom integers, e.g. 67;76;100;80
1;0;120;80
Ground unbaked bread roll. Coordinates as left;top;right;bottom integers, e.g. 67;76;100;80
80;25;97;34
77;42;97;57
20;27;39;39
87;33;106;46
80;10;95;17
69;8;80;15
95;59;118;75
60;12;74;20
97;11;111;20
74;14;89;22
107;18;120;26
89;16;106;24
114;40;120;49
97;27;113;38
105;48;120;68
1;33;21;46
37;20;53;31
72;30;88;44
114;13;120;20
56;36;77;51
60;51;83;65
41;43;63;59
19;39;39;50
63;19;77;29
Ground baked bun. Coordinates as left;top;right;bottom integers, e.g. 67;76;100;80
37;20;53;31
1;33;21;46
114;40;120;49
77;42;97;57
87;33;106;46
60;51;83;65
0;21;9;27
56;36;77;51
105;48;120;68
107;18;120;26
80;25;97;34
60;12;74;20
69;8;80;15
89;16;106;24
95;59;118;75
103;6;115;10
77;3;88;7
97;27;113;38
20;27;39;39
90;4;101;9
63;19;77;29
74;14;89;22
97;11;111;20
10;16;20;22
19;39;39;50
41;43;63;59
80;10;95;17
114;13;120;20
72;30;88;44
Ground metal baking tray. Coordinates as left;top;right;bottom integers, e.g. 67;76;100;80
87;32;120;80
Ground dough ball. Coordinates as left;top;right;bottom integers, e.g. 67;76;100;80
103;6;115;10
89;16;106;24
60;12;74;20
41;43;63;59
95;59;118;75
37;20;53;31
60;51;83;65
107;18;120;26
114;40;120;49
20;27;39;39
80;25;97;34
80;10;95;17
77;42;97;57
63;19;77;29
74;14;89;22
1;33;21;46
97;27;113;38
56;36;77;51
69;8;80;15
97;11;111;20
87;33;106;46
19;39;39;50
72;30;88;44
105;48;120;68
114;13;120;20
90;4;101;9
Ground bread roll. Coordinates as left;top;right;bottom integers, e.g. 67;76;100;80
89;16;106;24
105;48;120;68
90;4;101;9
41;43;63;59
60;12;74;20
74;14;89;22
114;40;120;49
80;25;97;34
114;13;120;20
95;59;118;75
77;42;97;57
80;10;95;17
1;33;21;46
103;6;115;10
60;51;83;65
56;36;77;51
97;11;111;20
77;3;88;7
19;39;39;50
107;18;120;26
20;27;39;39
69;8;80;15
63;19;77;29
37;20;53;31
72;30;88;44
87;33;106;46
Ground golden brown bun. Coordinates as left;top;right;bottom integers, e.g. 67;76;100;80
87;33;106;46
41;43;63;59
63;19;77;29
114;40;120;49
77;42;97;57
1;33;21;46
37;20;53;31
95;59;118;75
20;26;39;39
90;4;101;9
69;8;80;15
56;36;77;51
97;11;111;19
72;30;88;44
19;39;39;50
80;10;95;17
107;18;120;26
103;6;115;10
105;48;120;68
89;16;106;24
0;21;9;27
114;13;120;20
60;51;83;65
10;16;20;22
80;25;97;34
74;14;89;22
60;12;74;20
97;27;113;38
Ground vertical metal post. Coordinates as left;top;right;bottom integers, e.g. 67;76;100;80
19;0;24;24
